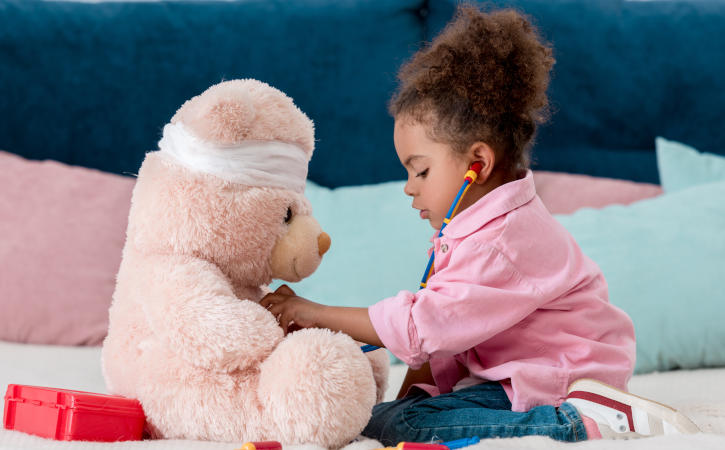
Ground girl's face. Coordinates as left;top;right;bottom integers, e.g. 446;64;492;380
394;120;474;230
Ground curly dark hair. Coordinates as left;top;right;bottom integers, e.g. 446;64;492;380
389;3;555;178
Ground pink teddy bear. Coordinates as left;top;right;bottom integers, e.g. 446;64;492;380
101;79;389;448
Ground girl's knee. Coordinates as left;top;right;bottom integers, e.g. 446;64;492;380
379;407;428;445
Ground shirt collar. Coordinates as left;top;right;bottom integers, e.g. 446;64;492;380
442;170;537;240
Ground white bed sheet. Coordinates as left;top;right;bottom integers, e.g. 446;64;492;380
2;341;724;450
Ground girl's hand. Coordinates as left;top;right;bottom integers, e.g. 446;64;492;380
261;285;325;334
261;285;385;348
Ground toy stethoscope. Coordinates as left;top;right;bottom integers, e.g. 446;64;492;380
361;162;483;353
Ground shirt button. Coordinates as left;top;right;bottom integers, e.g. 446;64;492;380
440;244;448;253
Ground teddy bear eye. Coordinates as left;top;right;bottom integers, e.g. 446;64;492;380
284;207;293;224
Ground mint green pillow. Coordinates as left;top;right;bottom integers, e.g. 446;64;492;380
656;137;725;193
272;180;431;307
555;181;725;374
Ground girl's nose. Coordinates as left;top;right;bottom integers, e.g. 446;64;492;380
403;179;416;197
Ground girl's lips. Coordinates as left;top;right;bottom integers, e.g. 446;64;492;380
419;210;429;220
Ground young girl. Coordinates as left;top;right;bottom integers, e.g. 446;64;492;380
261;5;700;444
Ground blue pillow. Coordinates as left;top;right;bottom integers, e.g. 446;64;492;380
656;137;725;193
555;181;725;374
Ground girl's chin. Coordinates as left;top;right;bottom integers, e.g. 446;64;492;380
419;210;442;229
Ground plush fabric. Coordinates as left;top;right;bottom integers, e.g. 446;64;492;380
533;171;662;215
656;137;725;193
2;0;725;186
0;150;133;346
555;181;725;374
102;80;388;448
161;79;316;194
426;0;725;183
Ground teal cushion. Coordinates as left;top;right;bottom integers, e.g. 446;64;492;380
656;137;725;193
272;181;430;307
555;181;725;374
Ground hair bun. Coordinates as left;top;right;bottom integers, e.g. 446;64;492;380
415;5;553;120
389;4;555;176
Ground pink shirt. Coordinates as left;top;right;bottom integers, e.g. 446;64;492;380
369;170;636;412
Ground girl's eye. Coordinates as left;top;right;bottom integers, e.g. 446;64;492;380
284;207;293;224
416;169;429;178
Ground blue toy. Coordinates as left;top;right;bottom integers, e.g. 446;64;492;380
442;437;480;449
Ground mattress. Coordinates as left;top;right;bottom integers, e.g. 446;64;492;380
1;341;724;450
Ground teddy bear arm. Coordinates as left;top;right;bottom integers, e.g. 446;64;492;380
364;347;390;404
142;256;284;372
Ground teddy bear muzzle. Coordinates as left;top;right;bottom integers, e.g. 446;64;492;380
270;215;330;282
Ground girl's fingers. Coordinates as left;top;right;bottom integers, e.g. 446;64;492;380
268;302;284;317
275;284;296;296
260;293;289;309
265;297;309;335
279;312;291;335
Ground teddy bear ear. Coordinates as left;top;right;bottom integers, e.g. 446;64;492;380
182;84;257;143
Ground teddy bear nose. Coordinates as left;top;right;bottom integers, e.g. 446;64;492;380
318;231;331;256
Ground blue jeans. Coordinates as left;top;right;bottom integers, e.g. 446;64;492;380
361;383;587;444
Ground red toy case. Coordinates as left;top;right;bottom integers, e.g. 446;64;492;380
3;384;145;442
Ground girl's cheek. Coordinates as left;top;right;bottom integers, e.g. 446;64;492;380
434;190;448;214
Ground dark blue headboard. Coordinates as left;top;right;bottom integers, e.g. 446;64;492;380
1;0;724;187
0;0;421;187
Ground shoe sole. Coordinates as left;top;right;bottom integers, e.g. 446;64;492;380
568;379;701;434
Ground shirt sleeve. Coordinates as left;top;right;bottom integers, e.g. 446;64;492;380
369;239;545;369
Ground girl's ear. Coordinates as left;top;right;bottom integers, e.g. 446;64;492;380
469;142;496;184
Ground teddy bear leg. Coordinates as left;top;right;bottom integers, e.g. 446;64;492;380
258;328;377;449
107;338;260;443
361;346;390;404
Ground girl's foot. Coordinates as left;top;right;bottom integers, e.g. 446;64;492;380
565;379;701;440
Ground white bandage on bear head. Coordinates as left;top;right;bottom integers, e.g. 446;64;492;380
156;121;310;194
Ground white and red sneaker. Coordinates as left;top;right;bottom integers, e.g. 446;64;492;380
566;379;701;440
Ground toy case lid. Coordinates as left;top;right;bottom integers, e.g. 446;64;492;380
4;384;145;416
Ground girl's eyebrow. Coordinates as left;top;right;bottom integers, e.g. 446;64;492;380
404;155;427;166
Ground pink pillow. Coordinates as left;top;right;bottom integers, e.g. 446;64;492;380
0;151;134;346
533;171;663;215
